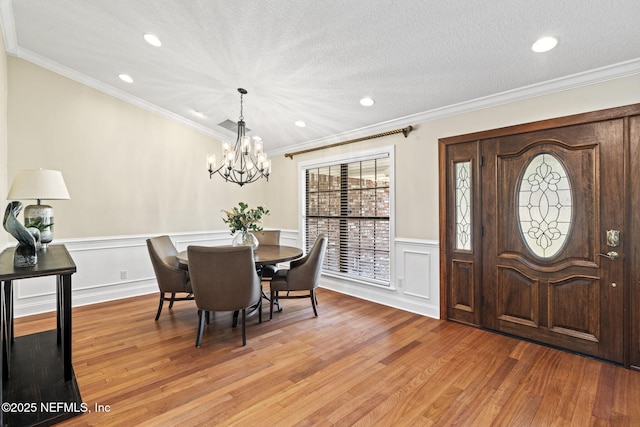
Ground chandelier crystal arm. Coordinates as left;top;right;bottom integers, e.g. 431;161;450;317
207;88;270;186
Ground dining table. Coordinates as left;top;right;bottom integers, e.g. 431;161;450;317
175;244;303;268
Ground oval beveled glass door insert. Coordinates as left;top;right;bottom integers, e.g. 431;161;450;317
517;153;572;258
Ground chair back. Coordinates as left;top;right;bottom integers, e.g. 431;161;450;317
255;230;281;246
147;235;190;293
287;234;328;290
187;245;261;312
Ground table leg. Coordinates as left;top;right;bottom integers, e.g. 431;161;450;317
3;282;12;344
2;280;9;380
56;275;62;345
258;267;280;311
60;274;72;381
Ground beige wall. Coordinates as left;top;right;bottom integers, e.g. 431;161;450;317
0;27;8;248
6;55;640;242
7;57;267;239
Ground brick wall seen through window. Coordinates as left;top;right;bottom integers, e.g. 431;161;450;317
304;155;390;284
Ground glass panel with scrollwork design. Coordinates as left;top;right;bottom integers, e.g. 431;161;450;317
455;161;472;250
517;153;572;258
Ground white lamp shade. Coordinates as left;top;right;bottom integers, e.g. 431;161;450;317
7;169;71;201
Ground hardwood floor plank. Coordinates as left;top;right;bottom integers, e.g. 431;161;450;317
9;288;640;426
529;348;577;426
593;363;617;421
610;365;638;426
488;346;558;426
351;330;500;425
568;359;602;426
324;364;412;424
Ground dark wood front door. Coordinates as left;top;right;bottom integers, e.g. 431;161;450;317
481;120;625;363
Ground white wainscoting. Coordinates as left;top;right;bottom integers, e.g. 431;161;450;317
7;232;438;319
7;229;301;318
320;238;440;319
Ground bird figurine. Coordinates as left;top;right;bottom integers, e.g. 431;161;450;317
3;201;38;267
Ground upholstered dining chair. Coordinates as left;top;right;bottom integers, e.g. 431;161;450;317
187;245;262;347
254;230;281;279
269;234;328;319
255;230;281;246
146;235;194;321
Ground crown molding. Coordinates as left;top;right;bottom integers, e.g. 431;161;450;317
9;44;640;159
269;57;640;157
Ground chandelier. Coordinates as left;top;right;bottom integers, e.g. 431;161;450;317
207;88;271;186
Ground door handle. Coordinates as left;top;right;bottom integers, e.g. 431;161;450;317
597;251;619;260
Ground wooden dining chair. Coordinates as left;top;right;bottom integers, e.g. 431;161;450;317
269;234;328;319
187;245;262;347
146;235;194;320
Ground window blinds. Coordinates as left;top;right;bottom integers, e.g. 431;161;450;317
304;155;390;284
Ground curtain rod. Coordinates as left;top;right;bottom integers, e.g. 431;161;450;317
284;125;413;159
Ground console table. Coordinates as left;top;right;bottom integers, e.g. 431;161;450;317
0;244;82;426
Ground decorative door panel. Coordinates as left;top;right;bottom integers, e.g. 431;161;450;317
496;266;539;328
481;120;624;363
548;275;600;342
450;260;475;314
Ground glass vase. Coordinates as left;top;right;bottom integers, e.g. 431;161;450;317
232;230;259;250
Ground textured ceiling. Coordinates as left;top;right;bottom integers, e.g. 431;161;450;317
3;0;640;154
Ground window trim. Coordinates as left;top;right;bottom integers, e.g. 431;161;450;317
298;145;395;287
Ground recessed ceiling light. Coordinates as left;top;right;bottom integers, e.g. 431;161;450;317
118;73;133;83
360;97;375;107
295;120;306;128
192;110;205;118
532;36;558;53
143;33;162;47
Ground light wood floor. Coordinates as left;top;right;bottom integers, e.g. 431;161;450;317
14;287;640;426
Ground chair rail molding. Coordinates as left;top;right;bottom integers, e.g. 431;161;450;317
5;232;438;319
5;231;232;317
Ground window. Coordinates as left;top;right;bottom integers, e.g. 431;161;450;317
301;148;393;286
517;153;573;258
454;161;472;250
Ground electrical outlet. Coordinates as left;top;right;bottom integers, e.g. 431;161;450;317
120;270;128;280
397;278;404;288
